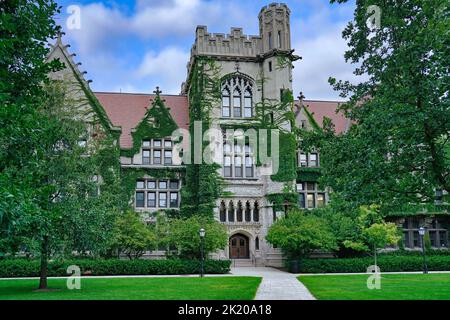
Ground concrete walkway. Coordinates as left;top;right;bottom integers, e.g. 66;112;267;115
230;267;316;300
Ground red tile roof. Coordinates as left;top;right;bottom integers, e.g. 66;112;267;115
95;92;348;149
296;100;349;134
95;92;189;149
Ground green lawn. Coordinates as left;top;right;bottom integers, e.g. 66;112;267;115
0;276;261;300
298;273;450;300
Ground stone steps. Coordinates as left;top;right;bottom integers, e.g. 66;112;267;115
232;259;254;267
264;250;285;268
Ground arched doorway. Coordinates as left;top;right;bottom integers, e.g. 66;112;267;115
229;233;249;259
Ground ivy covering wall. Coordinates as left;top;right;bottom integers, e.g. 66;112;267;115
270;132;297;182
266;192;299;212
180;57;224;218
120;94;179;158
297;167;322;182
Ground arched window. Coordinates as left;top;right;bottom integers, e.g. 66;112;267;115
244;88;252;117
219;201;226;222
228;201;235;222
253;201;259;222
233;88;241;117
221;76;254;119
222;87;231;117
236;201;243;222
245;201;251;222
255;236;260;250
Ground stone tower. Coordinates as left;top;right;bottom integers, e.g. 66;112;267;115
258;3;297;119
259;3;291;53
183;3;299;267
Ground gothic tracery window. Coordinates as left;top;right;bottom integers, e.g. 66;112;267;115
245;201;252;222
237;201;243;222
253;201;259;222
219;201;226;222
222;76;254;119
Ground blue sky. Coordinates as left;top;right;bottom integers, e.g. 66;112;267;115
56;0;357;100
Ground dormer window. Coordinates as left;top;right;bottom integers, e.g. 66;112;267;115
298;151;320;167
142;138;173;165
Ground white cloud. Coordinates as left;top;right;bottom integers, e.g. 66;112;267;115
66;3;128;54
291;3;361;100
135;47;190;94
64;0;229;52
131;0;222;38
61;0;361;99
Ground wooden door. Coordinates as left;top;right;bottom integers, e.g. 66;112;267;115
229;234;249;259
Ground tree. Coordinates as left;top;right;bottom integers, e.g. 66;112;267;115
0;0;61;256
111;211;156;260
363;222;400;268
266;210;337;260
168;216;227;259
339;205;401;264
306;0;449;211
309;199;366;257
0;80;121;289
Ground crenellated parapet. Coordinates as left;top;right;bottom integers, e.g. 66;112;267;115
192;26;263;58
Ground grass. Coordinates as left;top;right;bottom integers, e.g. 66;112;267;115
0;276;262;300
298;273;450;300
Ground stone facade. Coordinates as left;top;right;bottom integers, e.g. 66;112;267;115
47;2;448;266
184;3;296;267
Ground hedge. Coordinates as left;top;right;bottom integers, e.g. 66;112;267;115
298;256;450;273
379;250;450;257
0;259;231;278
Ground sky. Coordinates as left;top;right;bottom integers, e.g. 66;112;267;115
56;0;358;100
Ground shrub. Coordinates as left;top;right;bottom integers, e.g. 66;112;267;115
168;216;227;259
379;249;450;256
0;259;231;278
110;211;157;260
267;210;337;260
299;255;450;273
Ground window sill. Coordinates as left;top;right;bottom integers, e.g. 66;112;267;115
223;177;259;181
219;117;258;123
123;164;185;168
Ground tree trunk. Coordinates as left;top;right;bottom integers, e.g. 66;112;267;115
374;244;377;271
39;236;49;290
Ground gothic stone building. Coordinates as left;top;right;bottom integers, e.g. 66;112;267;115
48;3;449;266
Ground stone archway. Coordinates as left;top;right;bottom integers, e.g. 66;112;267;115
229;233;249;259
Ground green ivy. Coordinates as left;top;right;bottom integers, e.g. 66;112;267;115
121;166;185;215
181;57;223;218
297;167;322;182
271;132;297;182
65;58;120;140
120;94;179;157
266;192;299;212
384;203;449;217
301;105;322;132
